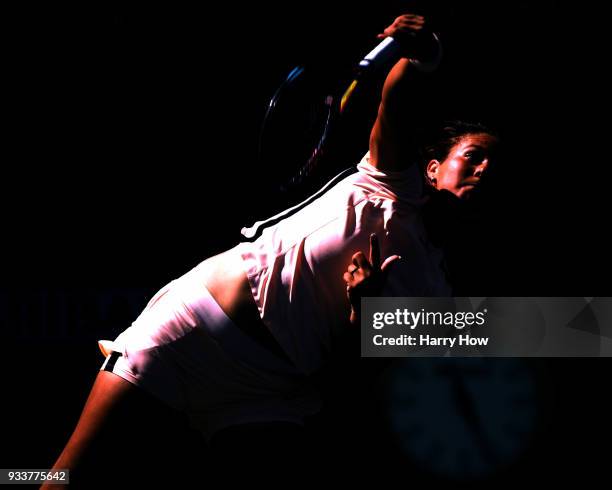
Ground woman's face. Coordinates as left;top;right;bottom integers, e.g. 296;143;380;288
427;133;499;199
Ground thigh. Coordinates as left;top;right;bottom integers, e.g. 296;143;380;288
58;372;206;487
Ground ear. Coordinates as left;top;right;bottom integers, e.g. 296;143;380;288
426;159;440;186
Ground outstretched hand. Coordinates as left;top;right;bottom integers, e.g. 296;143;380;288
344;233;401;324
377;13;426;43
377;13;441;71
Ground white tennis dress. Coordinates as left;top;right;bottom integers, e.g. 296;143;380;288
99;152;451;439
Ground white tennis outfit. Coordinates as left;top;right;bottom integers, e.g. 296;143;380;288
99;152;451;439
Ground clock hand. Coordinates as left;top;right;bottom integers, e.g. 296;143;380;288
450;373;499;466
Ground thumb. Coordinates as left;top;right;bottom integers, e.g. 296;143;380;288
380;255;401;279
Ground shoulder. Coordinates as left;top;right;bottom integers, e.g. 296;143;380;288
354;152;425;202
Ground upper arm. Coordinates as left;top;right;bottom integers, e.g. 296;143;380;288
368;58;422;172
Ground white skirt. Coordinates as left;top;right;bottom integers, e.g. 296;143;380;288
98;262;321;440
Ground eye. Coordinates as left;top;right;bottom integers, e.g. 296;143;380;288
464;149;484;163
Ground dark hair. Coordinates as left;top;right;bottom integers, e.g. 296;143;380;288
420;120;498;187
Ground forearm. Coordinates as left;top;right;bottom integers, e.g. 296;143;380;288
369;58;420;172
366;13;441;172
381;58;415;110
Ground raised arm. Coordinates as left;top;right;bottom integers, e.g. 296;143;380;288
368;14;441;172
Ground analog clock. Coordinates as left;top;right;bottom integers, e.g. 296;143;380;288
383;358;540;480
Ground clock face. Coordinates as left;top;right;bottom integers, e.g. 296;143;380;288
383;358;539;480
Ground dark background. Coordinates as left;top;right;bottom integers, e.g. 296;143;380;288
2;0;611;486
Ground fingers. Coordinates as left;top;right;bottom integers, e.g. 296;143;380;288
369;233;381;270
345;249;373;288
395;14;425;25
344;243;401;320
381;254;401;272
380;13;426;41
345;238;400;289
394;15;425;31
381;255;402;281
351;251;370;270
350;237;394;275
343;271;355;285
346;253;370;287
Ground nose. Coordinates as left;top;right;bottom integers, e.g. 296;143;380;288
474;158;490;178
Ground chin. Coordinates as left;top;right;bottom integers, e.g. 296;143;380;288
457;186;478;200
455;189;472;200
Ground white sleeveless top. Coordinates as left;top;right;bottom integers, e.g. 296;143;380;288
236;153;451;374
